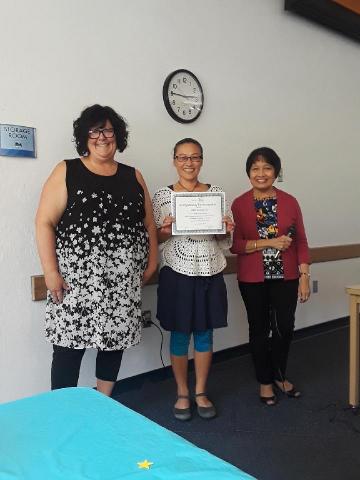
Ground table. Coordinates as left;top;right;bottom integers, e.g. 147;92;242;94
346;284;360;408
0;387;254;479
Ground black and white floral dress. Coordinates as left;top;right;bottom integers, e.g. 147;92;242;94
45;159;148;350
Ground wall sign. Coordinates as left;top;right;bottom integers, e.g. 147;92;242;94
0;124;36;158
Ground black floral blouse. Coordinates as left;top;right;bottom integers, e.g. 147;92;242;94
254;197;284;280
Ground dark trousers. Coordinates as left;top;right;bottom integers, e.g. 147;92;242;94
51;344;124;390
238;279;299;385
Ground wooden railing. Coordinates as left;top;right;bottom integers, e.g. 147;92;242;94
31;243;360;301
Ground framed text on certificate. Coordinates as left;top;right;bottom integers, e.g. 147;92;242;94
171;191;225;235
0;124;36;158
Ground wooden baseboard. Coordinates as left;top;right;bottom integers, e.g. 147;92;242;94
31;243;360;301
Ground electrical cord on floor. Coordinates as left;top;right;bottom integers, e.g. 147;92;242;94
274;395;360;436
274;367;360;434
259;308;360;434
148;320;166;369
312;402;360;434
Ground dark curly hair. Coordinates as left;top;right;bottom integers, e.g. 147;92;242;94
73;104;129;156
246;147;281;178
173;137;203;158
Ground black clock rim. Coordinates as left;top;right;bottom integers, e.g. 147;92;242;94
162;69;204;124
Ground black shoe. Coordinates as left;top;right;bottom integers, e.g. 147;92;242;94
274;381;301;398
260;395;277;406
173;395;191;421
195;393;217;419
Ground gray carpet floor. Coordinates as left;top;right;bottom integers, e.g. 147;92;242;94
113;325;360;480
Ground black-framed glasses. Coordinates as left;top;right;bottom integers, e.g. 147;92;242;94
174;155;202;163
88;128;115;139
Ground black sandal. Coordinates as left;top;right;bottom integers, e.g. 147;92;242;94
195;393;217;419
260;395;277;406
274;381;301;398
173;395;192;421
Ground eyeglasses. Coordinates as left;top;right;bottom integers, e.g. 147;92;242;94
88;128;115;139
174;155;202;163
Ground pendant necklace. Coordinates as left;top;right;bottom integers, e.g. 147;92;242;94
177;180;199;192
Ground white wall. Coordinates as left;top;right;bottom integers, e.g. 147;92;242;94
1;0;359;403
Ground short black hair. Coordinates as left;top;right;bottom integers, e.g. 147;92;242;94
173;138;203;158
246;147;281;178
73;104;129;156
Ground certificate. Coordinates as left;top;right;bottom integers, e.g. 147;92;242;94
171;191;225;235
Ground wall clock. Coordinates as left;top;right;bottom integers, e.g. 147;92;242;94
162;69;204;123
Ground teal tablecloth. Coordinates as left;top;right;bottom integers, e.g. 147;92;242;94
0;387;254;479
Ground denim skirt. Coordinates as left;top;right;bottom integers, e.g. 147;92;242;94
156;266;228;334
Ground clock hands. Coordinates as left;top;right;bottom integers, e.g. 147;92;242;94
171;92;202;107
171;91;198;99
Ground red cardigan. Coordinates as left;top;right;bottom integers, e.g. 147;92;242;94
230;188;310;282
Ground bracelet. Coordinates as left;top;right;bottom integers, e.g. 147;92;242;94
299;272;310;277
254;241;257;250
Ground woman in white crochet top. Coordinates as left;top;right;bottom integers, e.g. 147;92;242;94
152;138;234;421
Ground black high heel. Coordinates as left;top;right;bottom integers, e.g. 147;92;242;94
274;381;301;398
259;395;277;406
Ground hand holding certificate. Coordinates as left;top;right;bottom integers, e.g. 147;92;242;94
171;191;226;235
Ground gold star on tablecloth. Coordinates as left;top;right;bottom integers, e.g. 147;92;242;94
137;459;154;470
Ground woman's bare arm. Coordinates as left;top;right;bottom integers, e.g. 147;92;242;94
35;161;68;302
136;170;158;285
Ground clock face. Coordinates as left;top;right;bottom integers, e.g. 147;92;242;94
162;69;204;123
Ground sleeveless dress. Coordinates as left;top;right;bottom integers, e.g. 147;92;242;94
45;158;149;350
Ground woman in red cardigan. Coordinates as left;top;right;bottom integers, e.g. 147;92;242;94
231;147;310;406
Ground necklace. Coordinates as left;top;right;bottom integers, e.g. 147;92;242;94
253;189;276;201
176;180;199;192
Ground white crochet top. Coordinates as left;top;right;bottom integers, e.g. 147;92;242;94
152;185;233;276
